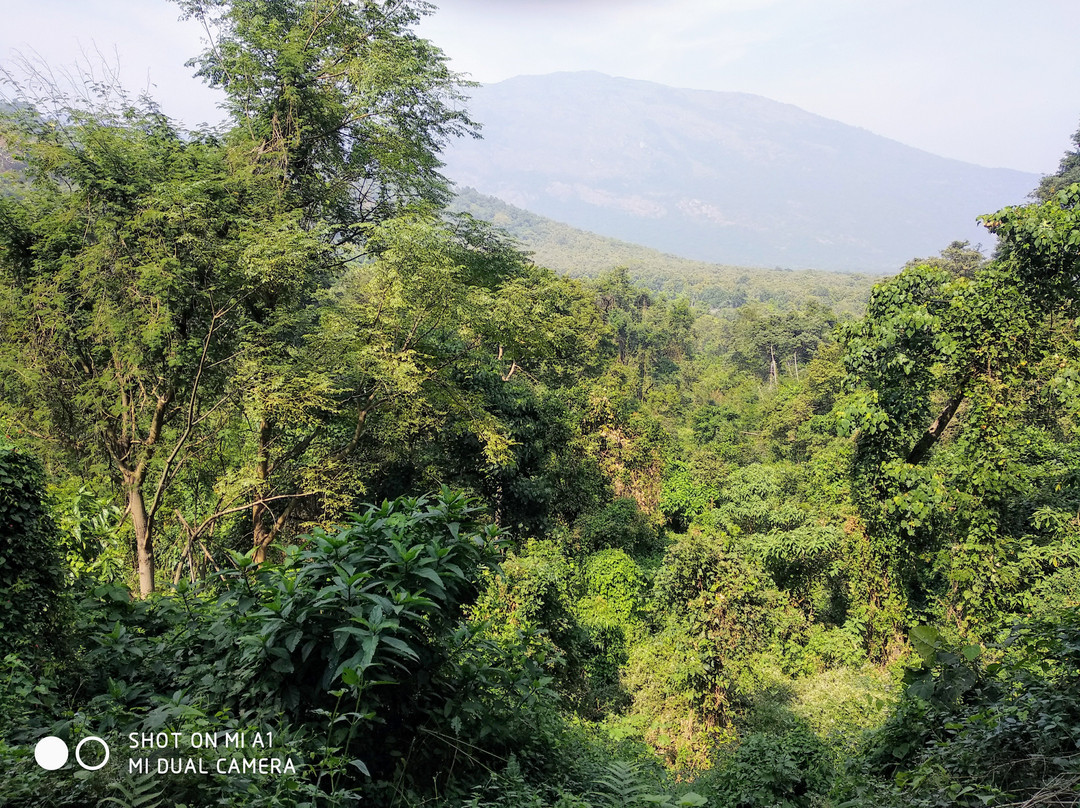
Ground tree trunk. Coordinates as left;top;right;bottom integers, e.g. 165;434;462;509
252;512;271;564
252;497;297;564
906;391;965;466
252;495;272;563
128;483;155;597
253;417;271;562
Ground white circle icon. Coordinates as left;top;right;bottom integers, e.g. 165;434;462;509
74;736;110;771
34;736;69;770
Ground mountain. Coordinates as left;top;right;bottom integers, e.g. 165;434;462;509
452;187;877;315
440;72;1039;273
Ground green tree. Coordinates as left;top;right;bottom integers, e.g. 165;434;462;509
157;0;602;566
174;0;475;232
0;2;563;587
730;302;838;384
840;186;1080;634
0;443;65;655
159;0;484;566
0;103;322;595
592;267;693;402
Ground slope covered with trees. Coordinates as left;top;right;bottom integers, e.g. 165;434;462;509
2;3;1080;808
452;186;878;315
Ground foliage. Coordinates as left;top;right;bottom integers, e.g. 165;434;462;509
736;664;892;748
729;302;838;382
174;0;475;227
0;442;65;656
469;539;598;712
836;612;1080;807
0;98;328;594
456;754;707;808
840;212;1080;636
575;498;658;557
51;482;126;583
659;458;720;532
705;724;833;808
619;629;725;771
0;490;566;805
580;549;646;627
100;775;165;808
8;8;1080;804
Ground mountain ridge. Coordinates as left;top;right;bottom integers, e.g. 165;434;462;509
440;71;1038;272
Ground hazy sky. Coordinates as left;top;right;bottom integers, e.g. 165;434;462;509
3;0;1077;174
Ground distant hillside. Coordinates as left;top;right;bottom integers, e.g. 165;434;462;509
441;72;1038;273
453;187;878;316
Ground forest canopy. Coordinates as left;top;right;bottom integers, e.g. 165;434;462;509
2;3;1080;807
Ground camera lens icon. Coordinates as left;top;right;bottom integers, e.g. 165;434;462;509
34;736;110;771
34;737;67;770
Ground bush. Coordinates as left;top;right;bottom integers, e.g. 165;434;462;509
835;613;1080;807
575;499;659;558
0;443;66;657
619;630;727;771
1;489;572;805
580;549;646;626
706;724;832;808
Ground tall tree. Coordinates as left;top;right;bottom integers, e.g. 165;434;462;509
173;0;476;233
840;187;1080;632
1;1;610;589
159;0;500;564
0;103;322;594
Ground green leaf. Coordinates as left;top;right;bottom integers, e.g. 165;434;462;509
909;624;942;663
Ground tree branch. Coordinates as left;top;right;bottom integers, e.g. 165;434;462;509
906;391;966;465
146;309;218;522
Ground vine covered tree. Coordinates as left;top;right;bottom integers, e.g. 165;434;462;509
840;189;1080;634
173;0;477;232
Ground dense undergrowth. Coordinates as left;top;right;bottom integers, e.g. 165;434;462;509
5;1;1080;805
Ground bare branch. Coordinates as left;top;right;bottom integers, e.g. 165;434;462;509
906;390;966;466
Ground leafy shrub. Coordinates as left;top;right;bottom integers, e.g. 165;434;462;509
51;482;125;584
652;533;782;655
659;459;721;531
575;499;659;558
748;525;843;595
470;539;604;714
836;613;1080;807
566;550;647;714
781;623;867;676
0;443;66;657
473;539;579;635
705;724;832;808
619;630;728;771
181;488;561;792
711;464;805;536
580;549;645;625
648;531;790;740
650;531;729;609
735;661;893;751
2;489;569;805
